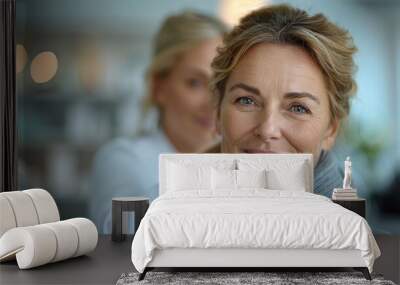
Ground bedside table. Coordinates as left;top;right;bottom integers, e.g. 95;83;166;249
332;198;366;218
112;197;149;242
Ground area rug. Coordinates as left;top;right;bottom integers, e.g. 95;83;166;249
116;271;396;285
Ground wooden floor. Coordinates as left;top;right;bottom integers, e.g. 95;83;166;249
373;235;400;284
0;235;398;284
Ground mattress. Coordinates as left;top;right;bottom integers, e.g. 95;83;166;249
131;189;380;273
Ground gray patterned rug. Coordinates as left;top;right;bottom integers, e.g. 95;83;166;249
116;271;396;285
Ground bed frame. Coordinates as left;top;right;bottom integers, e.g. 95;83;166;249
139;248;371;280
138;154;372;281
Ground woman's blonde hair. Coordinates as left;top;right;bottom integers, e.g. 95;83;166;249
142;11;228;123
211;4;357;122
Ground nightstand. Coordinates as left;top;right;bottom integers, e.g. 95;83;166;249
332;198;366;218
112;197;149;242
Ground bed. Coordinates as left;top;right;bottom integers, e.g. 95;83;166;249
131;153;380;281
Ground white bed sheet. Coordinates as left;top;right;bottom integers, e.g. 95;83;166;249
131;189;380;273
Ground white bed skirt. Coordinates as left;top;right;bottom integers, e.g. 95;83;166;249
148;248;366;268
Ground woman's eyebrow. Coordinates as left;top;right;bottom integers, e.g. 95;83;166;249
185;67;210;79
285;92;320;104
228;83;260;95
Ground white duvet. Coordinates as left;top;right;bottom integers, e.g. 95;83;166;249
131;190;380;273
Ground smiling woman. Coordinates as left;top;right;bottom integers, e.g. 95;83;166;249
209;4;358;197
219;43;334;161
89;11;228;234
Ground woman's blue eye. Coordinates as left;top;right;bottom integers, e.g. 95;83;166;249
236;97;255;105
186;78;203;88
290;104;310;114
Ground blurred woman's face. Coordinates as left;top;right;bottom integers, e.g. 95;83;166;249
154;38;221;152
218;43;339;164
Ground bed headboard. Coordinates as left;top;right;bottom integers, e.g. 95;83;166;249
159;153;313;195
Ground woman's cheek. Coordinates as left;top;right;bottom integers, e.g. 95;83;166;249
221;109;254;152
284;120;324;153
172;93;199;120
222;107;246;138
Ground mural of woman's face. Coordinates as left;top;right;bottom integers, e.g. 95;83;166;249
154;38;221;152
218;43;339;164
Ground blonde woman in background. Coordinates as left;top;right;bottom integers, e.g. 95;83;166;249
208;4;364;197
90;11;228;234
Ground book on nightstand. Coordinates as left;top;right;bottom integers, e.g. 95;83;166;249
332;188;358;200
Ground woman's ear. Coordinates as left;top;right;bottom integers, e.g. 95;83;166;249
321;118;340;150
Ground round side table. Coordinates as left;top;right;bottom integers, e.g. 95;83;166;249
112;197;149;242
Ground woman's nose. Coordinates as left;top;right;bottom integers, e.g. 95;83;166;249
254;109;282;141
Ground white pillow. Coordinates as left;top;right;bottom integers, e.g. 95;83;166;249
236;169;267;189
167;162;212;191
237;158;309;191
212;168;236;190
267;163;307;191
212;168;268;190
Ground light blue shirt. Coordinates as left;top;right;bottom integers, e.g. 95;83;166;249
89;129;175;234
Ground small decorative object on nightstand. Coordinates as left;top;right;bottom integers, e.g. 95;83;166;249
112;197;149;242
343;156;353;189
332;156;359;200
331;156;365;217
332;198;366;218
